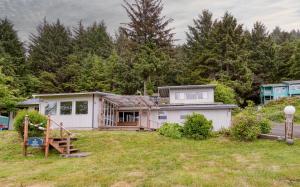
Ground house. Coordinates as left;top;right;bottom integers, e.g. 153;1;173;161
260;80;300;104
31;84;236;131
157;85;236;130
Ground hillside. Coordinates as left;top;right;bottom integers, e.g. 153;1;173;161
261;97;300;124
1;131;300;186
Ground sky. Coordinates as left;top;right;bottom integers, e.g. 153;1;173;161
1;0;300;45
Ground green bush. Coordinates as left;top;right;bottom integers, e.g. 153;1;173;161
14;110;47;137
259;118;272;134
212;81;237;104
158;122;183;139
231;112;260;141
183;113;213;140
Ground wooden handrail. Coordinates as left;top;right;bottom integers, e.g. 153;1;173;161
50;119;72;135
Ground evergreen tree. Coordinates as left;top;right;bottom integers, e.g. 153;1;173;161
289;41;300;79
273;42;295;81
185;10;216;82
73;21;113;59
122;0;174;49
28;19;73;93
246;22;275;100
0;67;20;110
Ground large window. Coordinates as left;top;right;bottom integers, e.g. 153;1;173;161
60;101;72;115
176;92;209;100
76;101;88;114
119;112;139;122
175;92;185;100
45;102;57;115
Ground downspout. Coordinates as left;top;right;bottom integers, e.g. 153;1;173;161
92;94;95;129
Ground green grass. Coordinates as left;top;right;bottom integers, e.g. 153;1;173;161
261;97;300;124
1;131;300;186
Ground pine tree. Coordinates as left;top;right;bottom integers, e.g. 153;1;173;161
289;41;300;79
185;10;216;82
122;0;174;49
246;22;275;100
73;21;113;59
28;19;73;93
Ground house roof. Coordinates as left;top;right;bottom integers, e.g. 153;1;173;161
104;95;156;108
18;98;40;106
33;91;114;98
159;104;237;110
282;80;300;84
158;84;216;97
261;83;286;87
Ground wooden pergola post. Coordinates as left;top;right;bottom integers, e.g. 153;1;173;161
45;115;51;158
23;115;29;156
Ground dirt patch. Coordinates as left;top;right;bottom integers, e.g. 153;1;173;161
111;181;134;187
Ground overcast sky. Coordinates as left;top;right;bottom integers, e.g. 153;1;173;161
1;0;300;45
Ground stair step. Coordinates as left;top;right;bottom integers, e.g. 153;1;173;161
68;149;79;153
52;137;78;141
60;145;74;148
54;140;68;144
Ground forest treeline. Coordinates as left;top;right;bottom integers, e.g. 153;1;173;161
1;0;300;110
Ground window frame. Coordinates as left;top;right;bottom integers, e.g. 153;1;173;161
75;101;89;115
45;101;57;116
60;101;73;115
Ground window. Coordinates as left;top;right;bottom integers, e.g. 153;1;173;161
175;92;185;100
76;101;88;114
119;112;139;122
185;92;208;100
45;102;57;115
60;101;72;115
158;111;167;120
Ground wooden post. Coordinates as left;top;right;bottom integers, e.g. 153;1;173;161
60;122;63;138
147;110;150;129
45;115;51;158
101;98;105;127
23;115;29;156
66;136;70;155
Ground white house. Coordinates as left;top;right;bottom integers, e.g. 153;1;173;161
29;85;236;131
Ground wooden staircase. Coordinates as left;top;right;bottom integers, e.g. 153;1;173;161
49;138;79;156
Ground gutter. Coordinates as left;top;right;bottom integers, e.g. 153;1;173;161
92;94;95;128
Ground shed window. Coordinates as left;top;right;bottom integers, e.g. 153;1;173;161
60;101;72;115
45;102;57;115
76;101;88;114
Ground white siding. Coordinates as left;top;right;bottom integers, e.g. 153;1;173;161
39;95;99;129
169;88;214;104
157;109;232;131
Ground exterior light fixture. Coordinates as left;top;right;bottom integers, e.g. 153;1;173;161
284;105;296;144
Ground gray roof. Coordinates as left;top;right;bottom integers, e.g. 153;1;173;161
18;98;40;106
104;95;156;108
261;83;286;87
159;104;237;110
282;80;300;84
33;91;113;98
158;84;216;97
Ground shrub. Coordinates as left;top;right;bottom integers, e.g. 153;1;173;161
231;112;260;141
259;118;271;134
14;110;47;137
212;81;237;104
183;113;213;140
158;122;183;139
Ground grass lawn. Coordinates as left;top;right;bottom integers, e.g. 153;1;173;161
260;97;300;124
1;131;300;187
